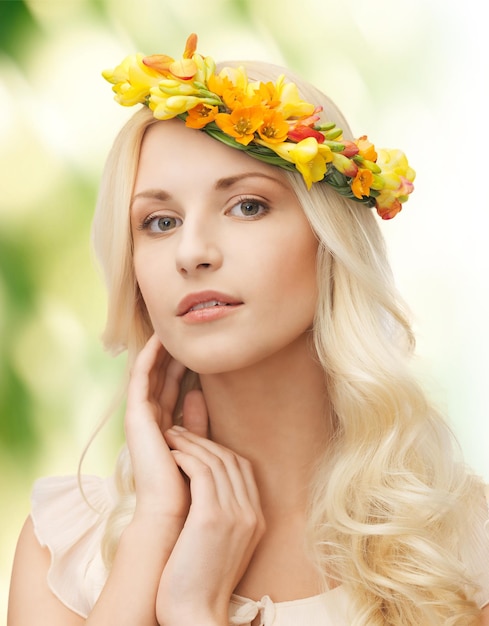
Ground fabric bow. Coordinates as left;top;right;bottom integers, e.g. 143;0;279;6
230;595;276;626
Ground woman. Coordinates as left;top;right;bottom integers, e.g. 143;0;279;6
8;34;489;625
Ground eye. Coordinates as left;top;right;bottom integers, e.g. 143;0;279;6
228;198;269;219
142;215;182;233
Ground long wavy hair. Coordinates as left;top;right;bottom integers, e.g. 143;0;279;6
92;61;485;625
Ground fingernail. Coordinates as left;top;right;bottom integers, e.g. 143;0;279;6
170;425;187;433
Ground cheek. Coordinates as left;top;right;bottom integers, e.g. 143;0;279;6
133;254;150;306
133;248;171;318
259;233;318;318
279;226;317;285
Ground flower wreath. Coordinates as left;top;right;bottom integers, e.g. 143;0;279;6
103;34;415;219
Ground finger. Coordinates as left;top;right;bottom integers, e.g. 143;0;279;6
127;334;170;409
170;450;220;505
127;334;187;433
148;336;183;403
182;390;209;438
170;447;264;563
157;357;187;431
165;428;253;510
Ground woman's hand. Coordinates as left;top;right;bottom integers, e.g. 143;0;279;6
124;333;207;524
156;427;265;626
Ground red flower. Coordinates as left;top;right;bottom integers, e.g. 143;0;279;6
340;141;359;158
288;125;325;143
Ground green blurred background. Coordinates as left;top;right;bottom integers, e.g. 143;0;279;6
1;0;488;619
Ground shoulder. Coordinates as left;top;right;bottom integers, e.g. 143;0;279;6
31;473;116;522
8;517;84;625
9;474;117;623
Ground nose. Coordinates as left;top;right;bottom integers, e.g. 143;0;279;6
175;218;223;276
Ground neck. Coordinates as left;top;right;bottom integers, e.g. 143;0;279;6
199;334;331;515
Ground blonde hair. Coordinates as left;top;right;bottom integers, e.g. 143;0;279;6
92;61;484;624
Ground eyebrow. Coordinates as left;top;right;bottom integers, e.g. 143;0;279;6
131;189;170;208
130;172;288;209
214;172;288;190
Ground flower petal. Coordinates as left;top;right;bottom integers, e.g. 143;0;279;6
169;58;198;81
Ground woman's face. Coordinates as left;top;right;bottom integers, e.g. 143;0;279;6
131;119;319;374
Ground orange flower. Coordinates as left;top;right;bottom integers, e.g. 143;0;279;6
250;81;281;108
183;33;198;58
207;73;231;97
142;54;175;77
257;110;289;144
376;199;402;220
185;104;218;129
355;135;377;162
222;88;249;110
143;33;198;80
207;74;247;109
215;106;265;145
207;67;249;109
351;168;374;199
168;58;198;81
143;54;197;81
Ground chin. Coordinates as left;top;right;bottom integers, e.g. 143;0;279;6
165;346;260;376
179;357;246;376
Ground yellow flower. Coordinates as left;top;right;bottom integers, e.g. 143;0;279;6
375;177;414;209
215;105;264;145
373;149;416;219
331;152;358;178
377;149;416;189
273;75;316;119
209;67;249;101
148;75;221;120
156;79;201;96
290;142;328;188
270;137;328;188
193;53;216;84
102;53;162;106
185;104;219;129
149;91;213;119
369;173;385;191
257;110;289;144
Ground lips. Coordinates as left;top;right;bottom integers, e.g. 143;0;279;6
177;291;243;316
188;299;231;312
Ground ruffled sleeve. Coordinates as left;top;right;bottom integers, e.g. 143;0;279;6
31;474;117;618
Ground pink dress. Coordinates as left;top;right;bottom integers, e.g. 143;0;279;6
31;474;489;625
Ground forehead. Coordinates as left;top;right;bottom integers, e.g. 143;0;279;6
134;118;290;192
